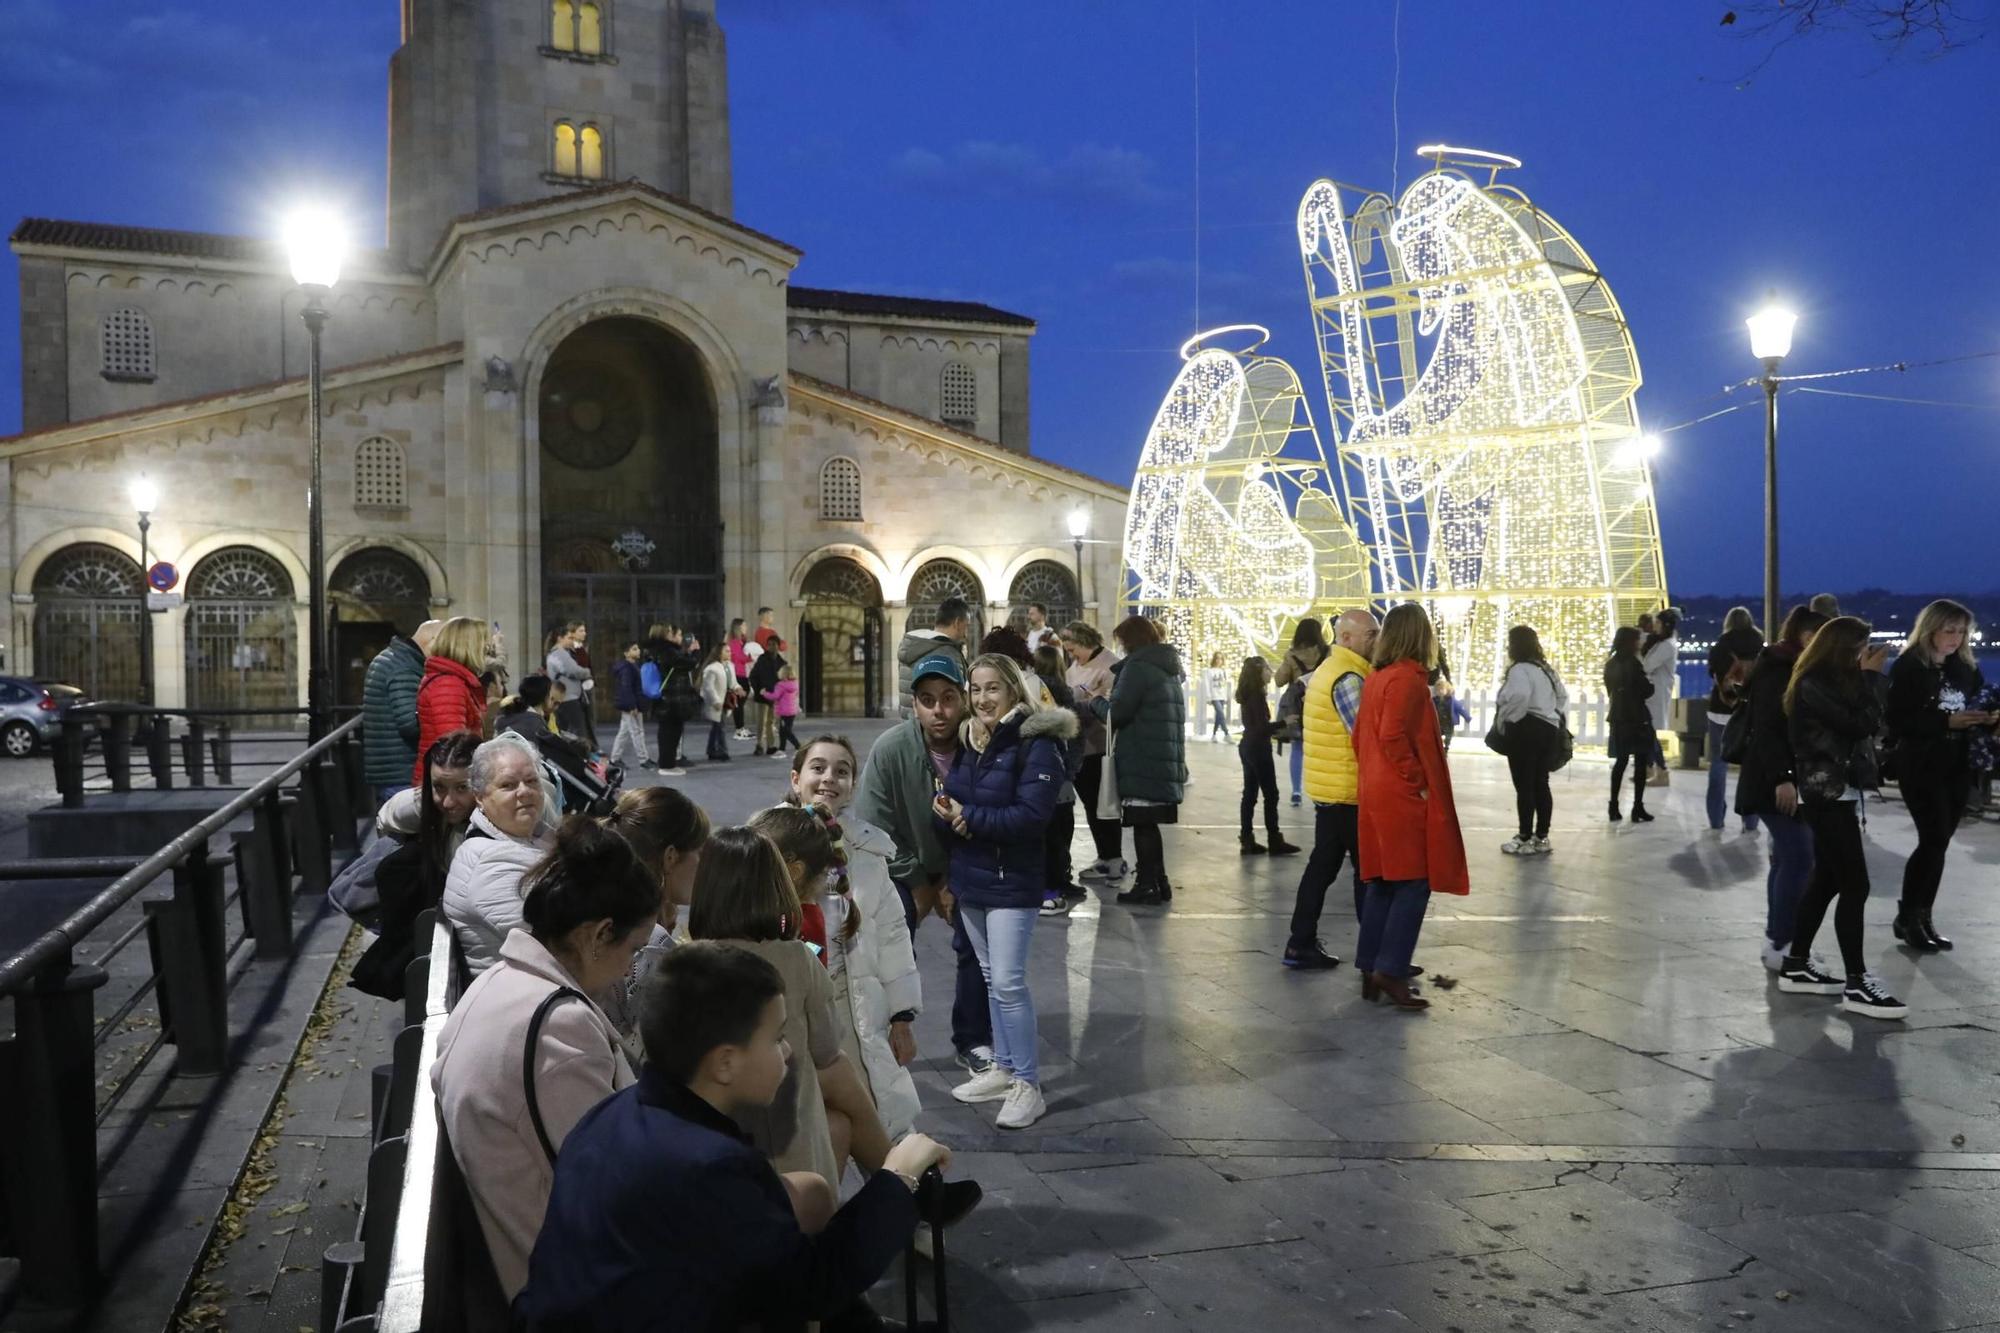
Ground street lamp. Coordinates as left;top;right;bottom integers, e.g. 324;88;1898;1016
1067;508;1090;617
1745;295;1797;638
285;208;347;740
130;477;159;707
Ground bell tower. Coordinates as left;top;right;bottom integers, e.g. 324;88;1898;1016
386;0;734;268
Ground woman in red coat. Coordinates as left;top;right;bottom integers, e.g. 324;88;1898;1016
415;616;492;786
1354;604;1468;1010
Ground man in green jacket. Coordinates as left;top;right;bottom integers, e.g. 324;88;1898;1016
363;619;439;804
855;653;996;1075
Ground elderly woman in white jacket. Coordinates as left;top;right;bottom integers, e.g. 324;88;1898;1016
442;733;561;975
431;815;660;1299
1495;625;1569;857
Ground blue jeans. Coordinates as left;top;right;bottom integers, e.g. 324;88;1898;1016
1355;878;1432;978
1762;809;1814;949
1705;717;1758;832
1210;700;1230;740
1288;737;1305;800
959;905;1039;1086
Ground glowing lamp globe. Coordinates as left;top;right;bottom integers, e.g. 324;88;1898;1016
129;476;159;515
1746;303;1796;362
1066;509;1091;540
284;209;347;290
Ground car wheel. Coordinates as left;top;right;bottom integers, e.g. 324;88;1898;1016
1;721;38;758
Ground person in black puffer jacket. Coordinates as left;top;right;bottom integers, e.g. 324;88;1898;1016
1704;606;1767;833
1775;616;1904;1019
1883;598;1995;952
1603;627;1655;823
1735;606;1831;970
936;653;1076;1132
1101;617;1188;907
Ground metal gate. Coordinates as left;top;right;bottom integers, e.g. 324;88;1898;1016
542;574;723;656
34;599;141;701
184;548;299;724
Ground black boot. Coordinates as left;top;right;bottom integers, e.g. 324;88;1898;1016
1921;912;1954;950
1116;866;1165;906
1607;799;1623;823
1266;825;1301;855
1631;804;1655;823
1240;831;1266;855
1895;905;1942;952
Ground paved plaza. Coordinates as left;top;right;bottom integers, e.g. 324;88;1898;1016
703;723;2000;1333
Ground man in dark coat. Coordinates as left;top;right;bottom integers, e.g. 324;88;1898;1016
515;943;952;1333
362;619;439;803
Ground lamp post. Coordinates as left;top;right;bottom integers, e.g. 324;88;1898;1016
130;477;159;707
1745;296;1797;638
286;210;346;740
1067;508;1090;620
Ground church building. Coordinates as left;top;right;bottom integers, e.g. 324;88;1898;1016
2;0;1126;718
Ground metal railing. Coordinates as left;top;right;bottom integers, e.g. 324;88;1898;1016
50;704;363;809
0;714;369;1307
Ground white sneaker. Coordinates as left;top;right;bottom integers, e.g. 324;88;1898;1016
952;1065;1015;1104
995;1079;1047;1129
1531;837;1553;855
733;729;752;740
1079;858;1128;882
657;767;686;777
1501;837;1532;855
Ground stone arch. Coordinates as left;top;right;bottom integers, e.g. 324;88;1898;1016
31;542;145;702
890;546;996;605
1007;558;1082;633
902;555;986;643
176;531;309;601
15;526;144;596
184;545;300;719
798;554;885;718
329;546;434;706
325;535;448;609
789;543;893;595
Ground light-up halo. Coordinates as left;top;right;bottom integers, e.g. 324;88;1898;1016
1178;324;1271;362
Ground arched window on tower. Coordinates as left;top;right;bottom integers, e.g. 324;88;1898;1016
940;361;976;430
354;437;408;510
553;121;578;176
578;3;603;54
580;125;605;179
551;0;576;51
102;308;156;382
819;457;862;521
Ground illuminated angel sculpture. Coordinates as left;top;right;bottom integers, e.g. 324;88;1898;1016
1297;146;1669;686
1121;326;1371;667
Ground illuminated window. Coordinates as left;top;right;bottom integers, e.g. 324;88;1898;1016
579;3;602;54
940;361;976;428
553;121;578;176
580;125;605;179
551;0;575;50
102;308;156;382
354;437;407;509
820;457;862;520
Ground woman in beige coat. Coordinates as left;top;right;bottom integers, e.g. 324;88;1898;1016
431;816;664;1299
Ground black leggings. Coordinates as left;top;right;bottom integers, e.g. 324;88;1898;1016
1506;716;1555;839
1609;754;1647;811
1044;802;1076;893
777;716;800;752
1793;801;1870;976
1132;823;1167;893
656;713;685;766
1900;775;1969;914
1239;739;1279;836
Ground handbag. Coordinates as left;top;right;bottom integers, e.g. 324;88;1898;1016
1721;707;1752;766
1483;719;1511;757
1534;664;1575;772
1095;728;1123;824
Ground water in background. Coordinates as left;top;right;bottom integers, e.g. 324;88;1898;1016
1674;648;2000;699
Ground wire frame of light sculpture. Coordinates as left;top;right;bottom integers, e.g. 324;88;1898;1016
1121;327;1372;670
1296;147;1668;688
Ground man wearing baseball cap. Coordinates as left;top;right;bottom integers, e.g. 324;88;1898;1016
856;652;997;1079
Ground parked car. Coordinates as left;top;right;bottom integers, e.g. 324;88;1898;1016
0;676;86;757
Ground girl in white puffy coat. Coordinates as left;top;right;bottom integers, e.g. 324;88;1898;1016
783;736;924;1138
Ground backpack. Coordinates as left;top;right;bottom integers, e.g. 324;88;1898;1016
1277;680;1306;743
639;659;663;699
1721;702;1753;766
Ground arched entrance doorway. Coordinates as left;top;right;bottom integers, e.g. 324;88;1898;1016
1008;560;1081;635
185;547;298;721
33;543;143;701
800;558;884;717
904;558;985;646
539;316;720;653
331;547;431;707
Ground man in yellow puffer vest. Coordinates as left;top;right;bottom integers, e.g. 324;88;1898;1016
1283;608;1380;969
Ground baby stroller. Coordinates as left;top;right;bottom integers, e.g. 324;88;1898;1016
534;732;624;816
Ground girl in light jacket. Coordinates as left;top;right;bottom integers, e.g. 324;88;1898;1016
698;643;734;763
1353;604;1468;1011
1493;625;1567;856
431;815;662;1299
783;736;924;1139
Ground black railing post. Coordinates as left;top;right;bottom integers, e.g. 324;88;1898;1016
234;810;293;960
55;714;87;809
144;844;230;1076
337;731;369;826
266;790;296;889
322;754;359;855
183;718;208;787
214;723;234;785
104;714;134;793
145;713;174;790
291;761;333;898
0;957;110;1305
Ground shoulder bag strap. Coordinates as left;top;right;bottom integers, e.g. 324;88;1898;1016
523;985;591;1165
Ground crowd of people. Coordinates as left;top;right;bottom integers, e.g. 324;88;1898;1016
345;587;1993;1328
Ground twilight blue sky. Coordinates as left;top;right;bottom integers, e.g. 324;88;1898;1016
3;1;1996;595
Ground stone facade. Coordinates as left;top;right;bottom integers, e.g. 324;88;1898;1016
2;3;1126;716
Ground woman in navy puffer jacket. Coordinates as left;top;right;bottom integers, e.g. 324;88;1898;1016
936;652;1076;1131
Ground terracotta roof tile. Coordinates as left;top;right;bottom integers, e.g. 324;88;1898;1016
9;217;405;273
786;286;1034;329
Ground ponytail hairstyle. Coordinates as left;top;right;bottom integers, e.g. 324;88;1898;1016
747;804;857;939
687;825;802;943
1784;615;1874;715
599;786;710;883
520;814;662;947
